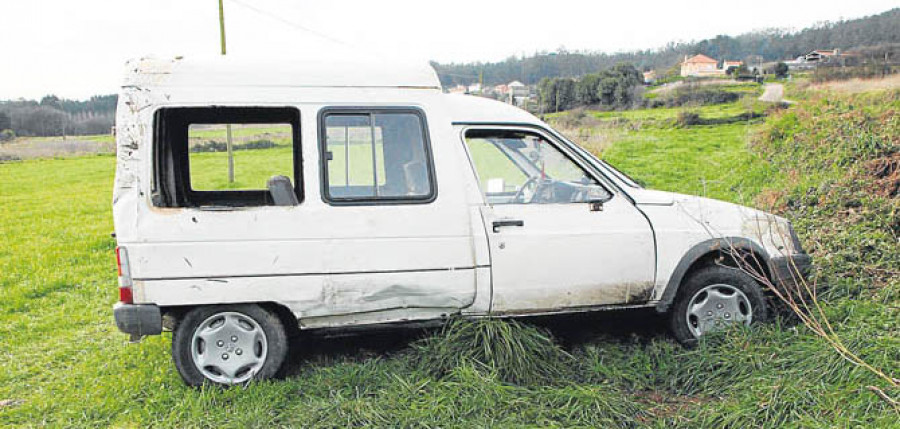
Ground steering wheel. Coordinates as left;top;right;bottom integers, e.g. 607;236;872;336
513;176;552;203
512;176;537;203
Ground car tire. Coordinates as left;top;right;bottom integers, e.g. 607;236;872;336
172;304;288;387
669;265;768;345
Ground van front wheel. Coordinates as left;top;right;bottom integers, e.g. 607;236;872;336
172;304;288;387
669;266;768;345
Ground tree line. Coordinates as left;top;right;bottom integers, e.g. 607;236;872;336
537;63;643;112
0;94;117;140
434;7;900;86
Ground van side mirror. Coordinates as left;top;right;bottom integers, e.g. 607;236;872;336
267;175;299;206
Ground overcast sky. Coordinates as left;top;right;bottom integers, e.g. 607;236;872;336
1;0;896;100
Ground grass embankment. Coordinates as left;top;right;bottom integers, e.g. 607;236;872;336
1;88;898;426
550;100;774;202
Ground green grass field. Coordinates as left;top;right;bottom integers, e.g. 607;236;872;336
1;88;898;426
600;122;773;202
189;147;295;191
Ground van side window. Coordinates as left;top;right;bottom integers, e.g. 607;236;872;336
320;109;435;204
464;129;611;205
152;107;301;208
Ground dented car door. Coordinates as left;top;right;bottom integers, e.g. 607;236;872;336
462;127;656;313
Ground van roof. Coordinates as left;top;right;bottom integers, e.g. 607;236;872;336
122;56;442;90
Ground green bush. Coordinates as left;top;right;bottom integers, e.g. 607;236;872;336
652;85;742;108
0;153;21;162
190;139;279;153
676;110;702;127
0;129;15;142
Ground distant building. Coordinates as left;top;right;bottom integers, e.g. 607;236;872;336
680;54;719;77
507;81;529;106
803;49;839;63
642;70;657;84
785;49;848;70
447;84;467;94
722;60;743;74
445;81;529;106
508;81;527;95
681;55;744;77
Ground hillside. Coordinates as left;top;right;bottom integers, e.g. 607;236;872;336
434;8;900;86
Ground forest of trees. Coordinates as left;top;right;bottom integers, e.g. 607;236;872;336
434;8;900;86
0;94;116;139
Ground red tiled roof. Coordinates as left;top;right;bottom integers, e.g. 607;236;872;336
683;54;718;64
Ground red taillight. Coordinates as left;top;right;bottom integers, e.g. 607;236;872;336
115;246;133;304
119;286;133;303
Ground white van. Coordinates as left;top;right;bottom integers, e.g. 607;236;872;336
112;56;810;386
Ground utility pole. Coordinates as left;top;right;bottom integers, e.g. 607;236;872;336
478;69;483;95
219;0;235;183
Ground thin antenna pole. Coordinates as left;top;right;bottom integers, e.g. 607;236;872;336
219;0;235;183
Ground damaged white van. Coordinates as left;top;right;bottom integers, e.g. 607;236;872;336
112;56;810;386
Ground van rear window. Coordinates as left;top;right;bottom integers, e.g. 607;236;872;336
319;108;435;204
153;107;302;207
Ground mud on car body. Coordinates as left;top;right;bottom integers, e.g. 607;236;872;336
112;56;810;386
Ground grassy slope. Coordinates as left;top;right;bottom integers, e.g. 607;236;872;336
1;91;898;426
551;101;775;203
601;122;770;202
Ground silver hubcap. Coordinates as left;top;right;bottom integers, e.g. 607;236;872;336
190;311;267;384
686;284;752;338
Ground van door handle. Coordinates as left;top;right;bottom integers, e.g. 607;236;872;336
492;219;524;233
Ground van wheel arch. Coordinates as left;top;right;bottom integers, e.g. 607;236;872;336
655;237;771;313
162;301;299;336
260;301;302;338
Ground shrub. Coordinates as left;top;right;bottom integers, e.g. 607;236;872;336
661;85;741;107
190;139;278;153
240;139;277;150
676;110;702;127
0;129;15;142
413;318;576;385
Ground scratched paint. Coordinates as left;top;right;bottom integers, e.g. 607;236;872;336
113;56;805;334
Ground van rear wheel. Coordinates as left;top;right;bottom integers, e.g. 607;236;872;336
669;265;768;345
172;304;288;387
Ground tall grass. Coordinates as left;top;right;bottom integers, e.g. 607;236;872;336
414;318;576;385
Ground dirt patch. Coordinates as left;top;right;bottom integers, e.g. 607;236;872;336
808;74;900;93
755;189;789;212
0;138;114;160
866;152;900;198
635;390;712;421
0;399;25;409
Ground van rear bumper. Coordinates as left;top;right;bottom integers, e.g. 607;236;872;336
113;302;162;338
